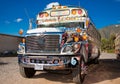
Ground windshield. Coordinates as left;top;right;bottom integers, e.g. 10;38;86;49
37;22;84;28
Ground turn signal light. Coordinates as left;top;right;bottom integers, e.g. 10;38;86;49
58;6;61;9
76;28;81;33
72;9;83;15
22;38;26;43
78;9;82;15
44;13;49;17
74;36;79;42
19;29;23;35
86;19;89;28
63;6;67;8
52;6;67;9
39;12;49;18
39;13;44;18
82;35;88;40
72;9;76;15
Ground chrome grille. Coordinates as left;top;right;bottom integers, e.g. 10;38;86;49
26;35;60;53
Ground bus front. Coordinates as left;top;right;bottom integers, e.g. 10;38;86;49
17;5;90;83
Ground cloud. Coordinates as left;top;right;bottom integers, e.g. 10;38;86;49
5;20;11;24
15;18;23;23
46;2;59;9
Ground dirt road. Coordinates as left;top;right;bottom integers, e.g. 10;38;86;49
0;53;120;84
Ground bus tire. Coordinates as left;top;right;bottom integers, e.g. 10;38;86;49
94;58;99;64
72;57;86;84
92;49;100;64
19;65;36;78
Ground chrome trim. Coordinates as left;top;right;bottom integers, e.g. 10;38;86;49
26;33;62;45
19;62;67;70
23;52;75;56
25;34;61;53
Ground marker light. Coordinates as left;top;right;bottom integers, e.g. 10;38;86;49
78;9;82;15
52;5;56;9
22;38;26;43
82;35;88;40
39;13;44;18
39;12;49;18
76;28;81;33
63;6;67;8
19;29;23;35
58;6;61;9
44;12;49;17
74;36;79;42
86;19;89;28
72;9;76;15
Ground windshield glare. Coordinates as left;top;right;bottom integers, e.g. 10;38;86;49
37;22;84;28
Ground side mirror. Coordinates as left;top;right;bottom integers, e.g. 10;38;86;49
19;29;24;35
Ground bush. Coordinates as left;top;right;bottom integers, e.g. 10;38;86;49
107;49;115;53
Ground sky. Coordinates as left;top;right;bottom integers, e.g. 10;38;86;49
0;0;120;36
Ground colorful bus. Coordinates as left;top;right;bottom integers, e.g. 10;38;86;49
17;5;101;84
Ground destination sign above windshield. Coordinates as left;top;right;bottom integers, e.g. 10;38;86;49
50;10;70;17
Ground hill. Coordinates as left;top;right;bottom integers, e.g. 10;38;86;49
99;24;120;39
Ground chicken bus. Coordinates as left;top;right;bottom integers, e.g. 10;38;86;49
17;5;101;84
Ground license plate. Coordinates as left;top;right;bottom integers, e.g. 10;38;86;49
35;64;43;70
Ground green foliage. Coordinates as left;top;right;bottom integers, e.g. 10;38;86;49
101;38;108;51
99;24;120;53
101;34;116;53
107;49;115;53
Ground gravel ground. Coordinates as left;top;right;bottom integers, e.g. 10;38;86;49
0;53;120;84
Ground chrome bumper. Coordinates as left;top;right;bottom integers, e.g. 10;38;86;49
18;52;81;70
19;62;68;70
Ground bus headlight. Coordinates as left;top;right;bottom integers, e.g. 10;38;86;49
64;45;72;52
61;45;73;54
17;43;25;54
73;43;81;53
73;43;80;50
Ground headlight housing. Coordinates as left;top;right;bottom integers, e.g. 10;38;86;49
72;43;81;53
17;43;25;54
61;45;73;54
73;43;80;50
63;45;72;53
61;42;81;54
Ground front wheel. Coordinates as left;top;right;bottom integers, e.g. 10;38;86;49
72;57;87;84
19;65;36;78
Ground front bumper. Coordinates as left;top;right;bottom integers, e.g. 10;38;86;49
18;53;81;70
19;62;69;70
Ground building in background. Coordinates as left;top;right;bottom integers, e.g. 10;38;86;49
0;33;23;55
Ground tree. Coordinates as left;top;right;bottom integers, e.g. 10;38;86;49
101;38;109;51
109;34;116;49
101;34;116;53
